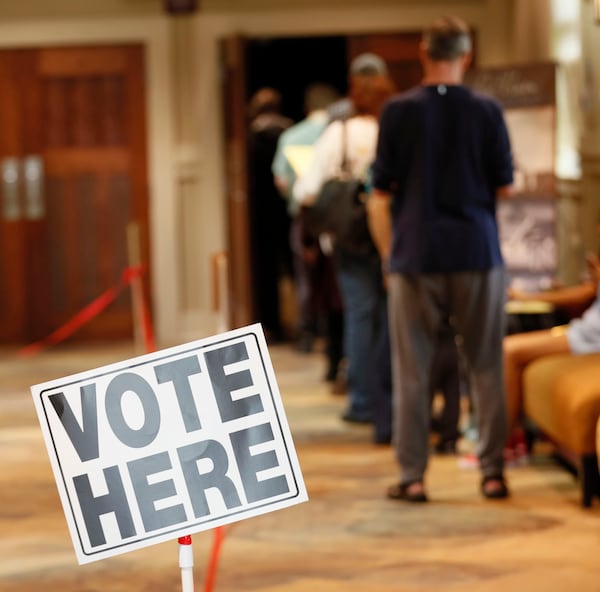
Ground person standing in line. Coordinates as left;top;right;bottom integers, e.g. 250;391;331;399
294;64;394;425
272;82;343;369
368;16;514;501
324;51;395;403
247;87;294;343
327;52;389;123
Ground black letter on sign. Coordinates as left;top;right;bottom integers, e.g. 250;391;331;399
154;356;203;433
128;452;187;532
73;465;136;548
229;423;289;503
177;440;241;517
105;373;160;448
49;383;99;462
205;342;263;423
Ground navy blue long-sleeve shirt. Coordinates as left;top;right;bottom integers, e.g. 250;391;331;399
372;84;514;273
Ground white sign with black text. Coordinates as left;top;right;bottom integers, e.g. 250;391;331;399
31;324;308;564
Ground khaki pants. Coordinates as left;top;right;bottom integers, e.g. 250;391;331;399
387;267;508;483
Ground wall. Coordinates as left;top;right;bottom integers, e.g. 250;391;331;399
5;0;577;346
580;0;600;256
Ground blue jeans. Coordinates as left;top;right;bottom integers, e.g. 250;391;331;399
336;248;386;420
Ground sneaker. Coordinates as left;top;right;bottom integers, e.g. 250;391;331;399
458;453;479;470
296;332;314;353
374;433;391;445
434;439;457;455
503;428;530;467
341;409;372;424
330;375;347;395
324;363;338;382
503;443;529;467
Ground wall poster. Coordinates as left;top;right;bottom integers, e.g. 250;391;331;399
466;63;558;291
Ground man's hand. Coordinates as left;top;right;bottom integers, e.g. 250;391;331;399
366;189;392;263
507;286;534;301
496;184;514;199
585;252;600;284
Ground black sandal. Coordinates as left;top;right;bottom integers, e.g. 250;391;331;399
387;481;428;502
481;474;510;499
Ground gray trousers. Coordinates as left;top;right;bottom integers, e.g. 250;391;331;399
388;267;508;483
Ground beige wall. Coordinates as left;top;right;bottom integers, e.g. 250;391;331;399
580;0;600;256
5;0;592;346
0;0;160;18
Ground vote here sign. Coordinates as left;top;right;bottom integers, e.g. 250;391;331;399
30;324;308;564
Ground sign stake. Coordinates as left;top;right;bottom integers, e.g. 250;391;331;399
178;535;194;592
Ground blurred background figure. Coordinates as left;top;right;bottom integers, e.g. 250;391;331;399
327;52;390;122
294;55;394;424
247;87;294;343
503;250;600;457
272;82;341;358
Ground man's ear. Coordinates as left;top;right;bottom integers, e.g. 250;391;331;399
460;51;473;72
418;42;429;65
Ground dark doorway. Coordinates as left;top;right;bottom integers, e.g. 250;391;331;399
222;31;426;335
247;35;348;123
244;35;349;342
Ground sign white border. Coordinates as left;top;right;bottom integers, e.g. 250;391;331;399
30;324;307;564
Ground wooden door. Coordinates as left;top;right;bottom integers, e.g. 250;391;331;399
0;45;150;344
220;35;254;330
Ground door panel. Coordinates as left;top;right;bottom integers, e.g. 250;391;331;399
220;34;254;330
0;52;32;342
0;44;149;344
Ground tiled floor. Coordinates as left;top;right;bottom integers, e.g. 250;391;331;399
1;339;599;591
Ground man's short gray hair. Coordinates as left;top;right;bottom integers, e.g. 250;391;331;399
423;16;472;61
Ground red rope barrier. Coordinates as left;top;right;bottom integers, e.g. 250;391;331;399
203;527;226;592
138;278;157;353
16;265;145;359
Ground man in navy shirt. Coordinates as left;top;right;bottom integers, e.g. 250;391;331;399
368;15;514;502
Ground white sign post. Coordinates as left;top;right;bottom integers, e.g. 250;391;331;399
31;324;308;566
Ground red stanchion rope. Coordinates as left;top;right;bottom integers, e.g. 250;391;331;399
16;265;146;359
203;526;226;592
123;264;157;353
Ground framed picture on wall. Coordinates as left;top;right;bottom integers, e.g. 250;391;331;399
466;62;558;289
497;196;557;291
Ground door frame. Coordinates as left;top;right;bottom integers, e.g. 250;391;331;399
220;30;431;332
0;16;177;345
